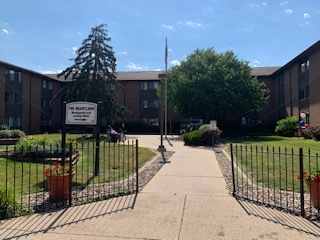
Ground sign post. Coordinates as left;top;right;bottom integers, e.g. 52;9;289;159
62;101;99;171
210;120;217;147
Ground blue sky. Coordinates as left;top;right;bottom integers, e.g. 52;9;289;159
0;0;319;73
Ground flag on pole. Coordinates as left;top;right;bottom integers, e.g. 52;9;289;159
165;37;168;66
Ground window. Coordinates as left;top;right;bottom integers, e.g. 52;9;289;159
141;118;159;126
141;100;148;108
140;82;148;90
140;81;159;90
5;69;21;82
42;79;53;89
5;93;21;104
141;100;159;109
149;82;159;90
41;117;52;126
5;116;21;128
41;98;51;107
299;86;309;100
299;58;309;73
148;100;158;108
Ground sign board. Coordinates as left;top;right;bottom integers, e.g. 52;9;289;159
210;120;217;130
65;102;97;125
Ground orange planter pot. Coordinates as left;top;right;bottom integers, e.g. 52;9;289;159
305;180;320;209
46;171;75;200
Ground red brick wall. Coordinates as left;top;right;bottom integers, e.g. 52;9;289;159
51;80;62;130
122;81;140;122
309;49;320;126
258;76;278;129
21;73;41;134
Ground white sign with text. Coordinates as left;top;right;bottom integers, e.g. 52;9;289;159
65;102;97;125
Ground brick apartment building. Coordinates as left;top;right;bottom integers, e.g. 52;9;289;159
0;61;63;134
0;40;319;134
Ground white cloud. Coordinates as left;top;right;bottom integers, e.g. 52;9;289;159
2;28;9;34
178;20;203;28
284;9;293;14
161;24;174;30
126;62;145;71
72;46;78;54
262;2;268;6
119;51;128;55
170;60;181;66
250;60;260;67
280;1;288;6
304;13;310;19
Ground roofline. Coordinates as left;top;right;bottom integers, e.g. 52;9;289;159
272;40;320;76
0;60;53;79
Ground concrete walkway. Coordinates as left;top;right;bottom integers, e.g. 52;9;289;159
1;135;320;239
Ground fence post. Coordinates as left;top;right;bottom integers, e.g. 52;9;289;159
68;142;73;207
230;143;236;196
136;139;139;193
299;147;305;217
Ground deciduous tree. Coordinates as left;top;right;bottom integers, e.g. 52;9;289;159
167;48;269;125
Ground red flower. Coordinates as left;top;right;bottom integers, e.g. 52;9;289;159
44;162;71;176
297;171;307;180
313;176;320;182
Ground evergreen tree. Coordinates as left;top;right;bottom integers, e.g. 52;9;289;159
53;24;126;120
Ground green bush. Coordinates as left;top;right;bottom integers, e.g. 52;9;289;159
275;116;298;137
10;129;25;138
0;185;20;219
0;124;10;130
0;129;12;138
183;129;202;146
0;129;25;138
182;126;222;146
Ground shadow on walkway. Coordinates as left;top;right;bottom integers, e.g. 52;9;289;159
0;194;137;240
237;199;320;238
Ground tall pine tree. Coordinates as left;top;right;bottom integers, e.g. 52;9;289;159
53;24;126;121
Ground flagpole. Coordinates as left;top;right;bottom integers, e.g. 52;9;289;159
164;37;168;138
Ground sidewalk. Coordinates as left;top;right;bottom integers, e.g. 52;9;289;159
1;135;320;239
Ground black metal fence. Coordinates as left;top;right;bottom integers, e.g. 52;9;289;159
0;139;139;220
230;143;320;220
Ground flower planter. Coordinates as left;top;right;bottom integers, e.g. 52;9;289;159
46;171;75;200
305;180;320;209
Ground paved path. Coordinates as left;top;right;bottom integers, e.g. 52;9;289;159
1;135;320;239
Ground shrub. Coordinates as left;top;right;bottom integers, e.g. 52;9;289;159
183;129;202;146
310;126;320;141
300;128;313;139
0;129;12;138
275;116;298;137
0;124;10;130
10;129;26;138
182;126;222;146
200;127;222;146
0;185;20;219
0;129;25;138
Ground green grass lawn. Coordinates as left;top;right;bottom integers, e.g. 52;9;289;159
0;133;156;197
222;135;320;153
221;135;320;192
